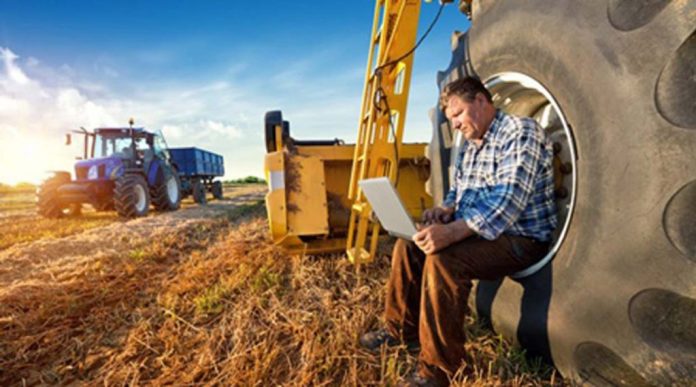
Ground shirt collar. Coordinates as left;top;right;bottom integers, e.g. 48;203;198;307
468;109;503;150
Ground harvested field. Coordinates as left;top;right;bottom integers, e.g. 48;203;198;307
0;184;565;386
0;184;259;251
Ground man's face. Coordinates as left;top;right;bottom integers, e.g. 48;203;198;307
444;94;488;141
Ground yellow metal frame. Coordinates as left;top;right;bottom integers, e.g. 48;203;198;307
264;0;435;259
346;0;424;264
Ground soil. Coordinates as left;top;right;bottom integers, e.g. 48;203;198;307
0;186;265;298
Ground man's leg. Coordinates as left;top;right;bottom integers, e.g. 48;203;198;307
417;235;548;384
384;238;427;343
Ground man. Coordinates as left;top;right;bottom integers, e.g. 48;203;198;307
360;76;558;386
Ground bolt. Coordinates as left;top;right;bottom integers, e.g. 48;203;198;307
553;142;562;155
560;162;573;175
555;187;569;199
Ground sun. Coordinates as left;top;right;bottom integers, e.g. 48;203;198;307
0;135;75;186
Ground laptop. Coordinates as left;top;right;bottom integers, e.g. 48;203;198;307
358;177;418;241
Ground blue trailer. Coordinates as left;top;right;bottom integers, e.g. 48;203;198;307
169;147;225;203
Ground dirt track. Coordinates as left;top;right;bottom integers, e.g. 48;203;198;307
0;186;265;298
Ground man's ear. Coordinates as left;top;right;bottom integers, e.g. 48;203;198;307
475;92;486;106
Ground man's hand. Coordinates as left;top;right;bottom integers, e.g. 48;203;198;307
421;206;454;225
413;220;476;255
413;223;455;255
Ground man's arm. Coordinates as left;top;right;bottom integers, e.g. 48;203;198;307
413;219;475;255
440;146;465;209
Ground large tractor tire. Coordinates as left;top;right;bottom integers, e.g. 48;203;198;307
430;1;696;384
37;172;73;218
151;169;182;211
211;181;223;200
192;179;207;204
114;174;150;218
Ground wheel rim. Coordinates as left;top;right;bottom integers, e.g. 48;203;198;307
134;184;147;213
167;176;179;203
483;72;578;278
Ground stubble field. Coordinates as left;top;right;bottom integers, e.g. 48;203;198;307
0;184;564;386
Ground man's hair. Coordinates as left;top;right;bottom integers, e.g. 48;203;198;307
440;76;493;111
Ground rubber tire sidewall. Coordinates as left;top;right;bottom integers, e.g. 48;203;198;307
192;180;207;204
114;175;151;218
152;168;182;211
212;181;223;200
37;173;71;218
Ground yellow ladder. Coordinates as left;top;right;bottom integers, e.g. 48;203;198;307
346;0;422;264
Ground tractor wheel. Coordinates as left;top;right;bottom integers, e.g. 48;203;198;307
435;1;696;384
114;174;150;218
93;200;114;212
152;170;182;211
211;181;223;200
36;172;71;218
67;203;82;217
192;179;207;204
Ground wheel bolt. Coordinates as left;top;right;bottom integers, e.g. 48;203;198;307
560;162;573;175
553;142;562;155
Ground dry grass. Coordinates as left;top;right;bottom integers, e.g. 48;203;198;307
0;199;565;386
0;184;36;194
0;184;261;251
0;189;118;251
0;212;119;251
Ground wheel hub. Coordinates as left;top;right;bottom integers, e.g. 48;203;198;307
167;176;179;203
134;184;147;213
484;72;578;277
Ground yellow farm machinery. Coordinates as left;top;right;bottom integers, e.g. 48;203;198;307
264;0;696;384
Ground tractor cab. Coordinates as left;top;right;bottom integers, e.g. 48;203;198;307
70;127;172;182
93;127;170;161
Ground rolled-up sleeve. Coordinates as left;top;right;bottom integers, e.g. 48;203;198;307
442;187;457;208
442;149;464;208
461;123;544;240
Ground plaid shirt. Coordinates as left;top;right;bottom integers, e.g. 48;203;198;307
443;110;557;242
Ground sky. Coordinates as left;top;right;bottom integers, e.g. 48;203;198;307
0;1;470;185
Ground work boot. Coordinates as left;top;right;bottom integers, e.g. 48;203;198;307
359;328;419;352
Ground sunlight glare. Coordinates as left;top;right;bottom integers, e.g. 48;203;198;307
0;135;74;185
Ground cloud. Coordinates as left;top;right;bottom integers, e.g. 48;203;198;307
26;56;40;67
163;120;242;143
0;48;119;184
1;47;30;84
0;43;434;185
0;47;260;184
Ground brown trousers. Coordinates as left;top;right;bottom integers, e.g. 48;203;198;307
384;234;549;383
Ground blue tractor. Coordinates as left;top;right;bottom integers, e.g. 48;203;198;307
37;123;182;218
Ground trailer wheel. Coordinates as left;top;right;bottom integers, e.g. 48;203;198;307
152;170;181;211
37;172;71;218
192;179;207;204
457;1;696;383
212;181;223;200
114;174;150;218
